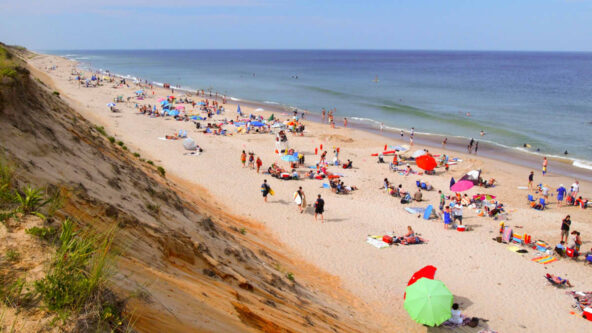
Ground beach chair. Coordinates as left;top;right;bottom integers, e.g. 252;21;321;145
511;233;524;245
539;198;547;210
416;180;421;188
527;194;535;204
545;274;569;287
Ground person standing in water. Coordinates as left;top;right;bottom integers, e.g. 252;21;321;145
542;157;548;176
321;108;326;122
343;117;348;128
474;142;479;154
442;137;447;149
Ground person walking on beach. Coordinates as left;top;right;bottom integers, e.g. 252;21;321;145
261;179;272;203
474;142;479;154
241;150;247;168
256;156;262;173
542;157;548;176
322;108;326;122
453;204;463;226
248;152;255;169
556;184;566;207
442;137;447;149
561;215;571;243
343;117;348;128
439;190;446;211
294;186;306;213
380;122;384;132
314;194;325;223
528;171;534;190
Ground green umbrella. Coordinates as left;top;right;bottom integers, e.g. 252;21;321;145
404;278;453;327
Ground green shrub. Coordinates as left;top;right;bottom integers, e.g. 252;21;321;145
239;228;247;235
122;146;128;151
286;272;295;281
108;136;115;144
0;158;14;205
157;166;165;177
95;126;107;136
117;141;124;147
34;219;114;317
147;160;154;166
26;226;58;241
133;153;140;158
14;185;47;218
52;91;60;97
139;158;145;162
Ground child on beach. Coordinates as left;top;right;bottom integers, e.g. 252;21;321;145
241;150;247;168
542;157;548;176
256;156;262;173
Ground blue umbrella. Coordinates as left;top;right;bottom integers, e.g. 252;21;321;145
106;103;116;107
281;154;299;162
250;121;265;127
237;104;242;114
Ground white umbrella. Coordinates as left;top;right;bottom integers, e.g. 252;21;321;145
412;149;428;158
183;138;197;151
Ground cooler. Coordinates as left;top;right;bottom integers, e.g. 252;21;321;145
457;225;466;232
583;307;592;321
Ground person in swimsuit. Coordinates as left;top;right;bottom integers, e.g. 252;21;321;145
314;194;325;223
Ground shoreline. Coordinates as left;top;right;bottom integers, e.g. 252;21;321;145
33;52;592;332
67;55;592;181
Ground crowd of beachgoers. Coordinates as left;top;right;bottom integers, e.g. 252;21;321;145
48;63;592;331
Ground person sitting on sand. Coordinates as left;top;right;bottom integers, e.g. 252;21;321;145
404;164;412;176
555;241;566;257
396;226;415;243
413;189;423;202
450;303;464;325
546;273;573;287
343;159;353;169
384;178;390;191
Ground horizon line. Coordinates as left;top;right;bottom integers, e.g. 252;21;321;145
37;48;592;54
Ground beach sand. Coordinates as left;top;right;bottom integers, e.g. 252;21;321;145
30;53;592;332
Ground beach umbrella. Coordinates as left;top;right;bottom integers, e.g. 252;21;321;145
411;150;428;158
183;138;197;151
404;265;438;300
459;169;481;185
450;180;474;192
404;278;453;327
250;121;265;127
237;104;242;114
450;177;455;188
175;105;185;110
389;145;409;152
106;103;116;107
281;154;299;162
268;114;275;121
415;155;437;171
160;100;169;105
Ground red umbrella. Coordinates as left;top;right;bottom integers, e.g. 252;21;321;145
404;265;437;299
415;155;437;171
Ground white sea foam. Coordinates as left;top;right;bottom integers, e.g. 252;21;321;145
230;97;241;101
573;160;592;170
263;101;280;105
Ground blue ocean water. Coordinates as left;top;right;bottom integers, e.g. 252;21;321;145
49;50;592;164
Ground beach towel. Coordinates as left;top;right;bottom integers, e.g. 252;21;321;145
405;207;425;214
532;255;557;264
322;183;330;188
366;237;390;249
502;227;513;243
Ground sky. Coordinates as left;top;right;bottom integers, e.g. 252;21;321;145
1;0;592;51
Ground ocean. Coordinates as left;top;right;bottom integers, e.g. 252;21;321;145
47;50;592;169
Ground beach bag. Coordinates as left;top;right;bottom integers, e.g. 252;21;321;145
566;248;575;258
468;317;479;328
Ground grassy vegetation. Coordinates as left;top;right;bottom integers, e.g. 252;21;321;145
117;141;124;147
0;46;18;80
156;166;166;177
14;185;48;219
146;160;154;166
285;272;295;281
34;219;117;323
52;91;60;97
94;126;107;136
133;153;140;158
108;136;115;144
239;227;247;235
5;248;20;262
26;226;58;241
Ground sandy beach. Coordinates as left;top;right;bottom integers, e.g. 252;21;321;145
30;53;592;332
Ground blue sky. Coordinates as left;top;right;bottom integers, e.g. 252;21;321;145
1;0;591;51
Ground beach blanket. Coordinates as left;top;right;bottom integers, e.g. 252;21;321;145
502;227;513;243
405;207;426;214
532;255;557;264
366;237;390;249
